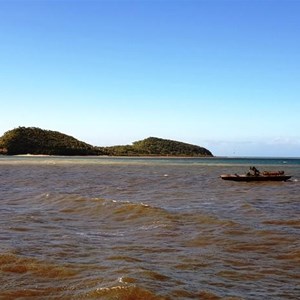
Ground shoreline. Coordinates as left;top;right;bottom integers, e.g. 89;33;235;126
2;154;300;159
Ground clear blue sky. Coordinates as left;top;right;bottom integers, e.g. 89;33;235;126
1;0;299;157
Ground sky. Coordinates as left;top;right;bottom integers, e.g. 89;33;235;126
0;0;300;157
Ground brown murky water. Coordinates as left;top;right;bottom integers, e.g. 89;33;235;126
0;157;299;299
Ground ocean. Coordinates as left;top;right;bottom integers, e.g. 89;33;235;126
0;156;299;299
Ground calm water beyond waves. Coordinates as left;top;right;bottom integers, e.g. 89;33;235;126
0;156;299;299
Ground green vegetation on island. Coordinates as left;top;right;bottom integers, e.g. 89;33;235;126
0;127;213;157
104;137;213;157
0;127;102;156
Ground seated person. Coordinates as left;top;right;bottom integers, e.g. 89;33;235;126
249;166;260;176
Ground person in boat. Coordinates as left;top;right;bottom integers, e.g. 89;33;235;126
247;166;260;176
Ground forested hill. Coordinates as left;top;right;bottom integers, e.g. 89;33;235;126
0;127;102;155
104;137;213;157
0;127;213;157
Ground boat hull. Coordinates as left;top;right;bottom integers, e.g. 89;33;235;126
221;174;291;182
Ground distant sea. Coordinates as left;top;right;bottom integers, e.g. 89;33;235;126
0;156;299;299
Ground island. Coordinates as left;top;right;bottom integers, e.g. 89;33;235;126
104;137;213;157
0;127;213;157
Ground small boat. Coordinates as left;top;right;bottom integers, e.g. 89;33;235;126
221;167;292;182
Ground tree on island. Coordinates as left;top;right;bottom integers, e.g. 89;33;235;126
0;127;102;155
103;137;213;157
0;127;213;157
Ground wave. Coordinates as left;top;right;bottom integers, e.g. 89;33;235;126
36;193;170;221
32;193;234;231
0;253;77;299
0;253;169;299
85;285;168;300
0;253;76;277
